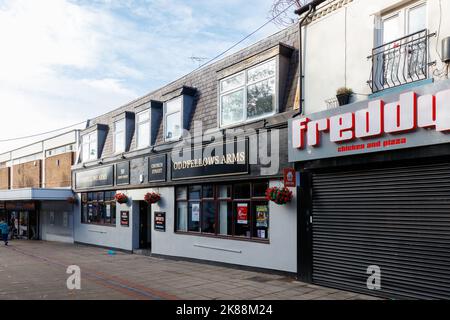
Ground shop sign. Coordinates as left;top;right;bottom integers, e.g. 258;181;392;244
283;168;296;187
120;211;129;227
237;203;248;224
289;83;450;162
75;166;114;189
149;155;167;182
5;201;35;211
116;162;130;185
171;140;248;180
154;212;166;232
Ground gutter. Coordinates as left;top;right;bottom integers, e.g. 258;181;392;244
293;0;327;117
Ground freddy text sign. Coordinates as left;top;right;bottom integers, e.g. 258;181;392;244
289;81;450;162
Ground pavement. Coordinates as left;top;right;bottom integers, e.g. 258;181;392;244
0;240;378;300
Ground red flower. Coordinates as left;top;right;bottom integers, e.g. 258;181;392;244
265;186;293;205
144;192;161;204
115;193;128;204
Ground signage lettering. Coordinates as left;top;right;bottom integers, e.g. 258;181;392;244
75;166;114;189
171;140;249;180
293;90;450;150
289;86;450;162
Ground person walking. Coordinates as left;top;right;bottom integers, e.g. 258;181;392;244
0;220;9;245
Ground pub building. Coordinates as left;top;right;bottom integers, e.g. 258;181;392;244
71;26;300;273
0;130;80;243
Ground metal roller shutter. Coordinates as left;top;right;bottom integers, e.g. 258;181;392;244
312;162;450;299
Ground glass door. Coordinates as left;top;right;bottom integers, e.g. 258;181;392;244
28;211;38;240
19;211;29;239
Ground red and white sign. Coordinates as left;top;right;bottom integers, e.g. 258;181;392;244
292;89;450;149
284;168;296;188
237;203;248;224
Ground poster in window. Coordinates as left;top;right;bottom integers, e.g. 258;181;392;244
63;212;68;228
237;203;248;224
191;203;200;222
120;211;129;227
257;229;266;239
106;204;111;218
256;205;268;228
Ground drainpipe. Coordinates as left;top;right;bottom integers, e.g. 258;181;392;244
293;0;327;117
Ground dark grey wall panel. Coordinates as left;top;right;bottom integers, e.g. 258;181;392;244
312;162;450;299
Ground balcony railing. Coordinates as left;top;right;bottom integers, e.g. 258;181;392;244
368;29;435;93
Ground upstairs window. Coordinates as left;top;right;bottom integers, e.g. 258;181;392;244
219;59;277;127
164;97;182;141
82;132;97;162
136;109;150;149
114;119;125;153
380;2;426;45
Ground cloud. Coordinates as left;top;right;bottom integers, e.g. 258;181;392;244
0;0;284;154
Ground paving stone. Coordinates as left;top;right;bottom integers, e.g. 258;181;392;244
0;241;379;300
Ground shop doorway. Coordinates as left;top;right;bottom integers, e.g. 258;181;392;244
138;201;151;250
10;211;39;240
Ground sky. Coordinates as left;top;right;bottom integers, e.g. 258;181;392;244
0;0;298;154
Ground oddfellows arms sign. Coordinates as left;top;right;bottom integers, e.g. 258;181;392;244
171;139;248;180
288;80;450;162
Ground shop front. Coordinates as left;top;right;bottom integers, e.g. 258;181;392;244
0;189;74;242
73;132;298;273
289;79;450;299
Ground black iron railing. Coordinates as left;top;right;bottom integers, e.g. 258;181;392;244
368;29;435;93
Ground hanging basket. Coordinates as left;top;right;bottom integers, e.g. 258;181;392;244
114;193;128;204
66;196;78;205
144;192;161;205
265;186;293;205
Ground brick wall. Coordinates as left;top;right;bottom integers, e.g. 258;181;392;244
12;160;41;189
0;167;10;190
45;152;74;188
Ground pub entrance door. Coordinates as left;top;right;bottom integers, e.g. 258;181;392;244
138;201;151;250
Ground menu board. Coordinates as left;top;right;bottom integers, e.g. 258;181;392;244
120;211;129;227
154;212;166;232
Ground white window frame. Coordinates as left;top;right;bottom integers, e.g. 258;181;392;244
113;119;126;154
164;96;183;142
218;58;278;128
136;109;151;149
82;131;97;162
378;1;427;46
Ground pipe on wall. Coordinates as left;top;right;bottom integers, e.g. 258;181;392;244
293;0;327;117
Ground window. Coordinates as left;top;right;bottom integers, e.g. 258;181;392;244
371;1;428;93
219;59;277;127
175;181;269;241
45;144;75;157
136;109;150;149
81;191;116;226
164;97;182;141
114;119;125;153
82;132;97;162
380;2;427;46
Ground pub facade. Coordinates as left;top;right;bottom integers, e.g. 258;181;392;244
71;26;301;273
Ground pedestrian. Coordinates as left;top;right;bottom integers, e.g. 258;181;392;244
0;219;9;245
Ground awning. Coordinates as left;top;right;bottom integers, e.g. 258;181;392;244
0;188;74;201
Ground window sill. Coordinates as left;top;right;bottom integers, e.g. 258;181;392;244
81;222;116;228
174;231;270;244
219;112;277;130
